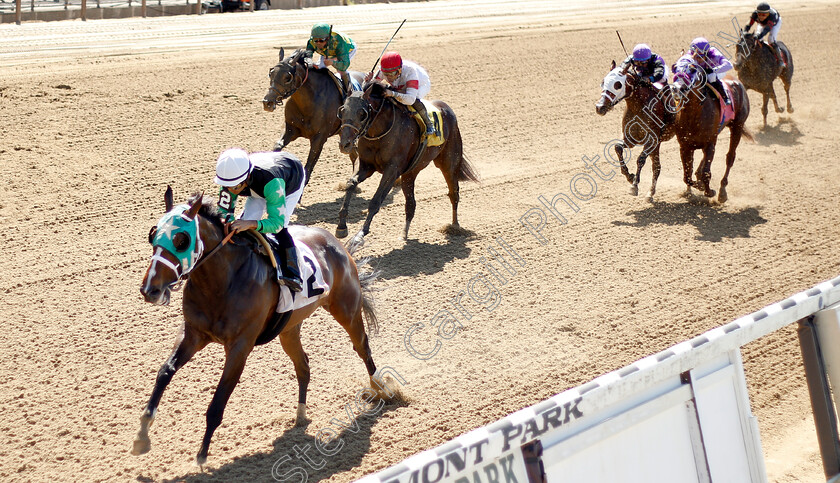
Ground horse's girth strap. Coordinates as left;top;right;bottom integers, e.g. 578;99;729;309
246;229;278;270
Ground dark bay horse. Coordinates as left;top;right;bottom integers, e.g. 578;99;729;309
133;187;387;465
670;63;752;203
733;31;794;127
596;60;676;200
263;48;364;182
336;81;479;242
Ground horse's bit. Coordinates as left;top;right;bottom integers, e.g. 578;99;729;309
268;61;310;104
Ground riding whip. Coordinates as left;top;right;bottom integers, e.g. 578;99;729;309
370;19;407;75
616;30;629;57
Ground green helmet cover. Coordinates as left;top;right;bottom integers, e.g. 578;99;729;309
311;23;331;38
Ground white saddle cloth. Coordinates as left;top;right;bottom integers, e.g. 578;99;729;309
274;238;329;313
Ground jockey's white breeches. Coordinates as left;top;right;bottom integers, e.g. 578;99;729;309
759;17;781;43
239;173;307;229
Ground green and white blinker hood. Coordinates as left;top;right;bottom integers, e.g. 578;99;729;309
150;204;205;279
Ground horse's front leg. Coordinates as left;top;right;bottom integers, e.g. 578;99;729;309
303;134;329;184
336;163;375;238
615;141;635;184
132;328;207;456
273;124;300;153
357;164;402;240
718;125;744;203
680;143;695;196
647;147;662;201
196;341;254;466
694;143;716;198
761;93;770;128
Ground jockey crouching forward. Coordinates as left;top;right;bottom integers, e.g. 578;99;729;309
620;43;668;86
366;51;436;137
214;148;307;292
682;37;733;105
744;2;786;68
306;22;357;93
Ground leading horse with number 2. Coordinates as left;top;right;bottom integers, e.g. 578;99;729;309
132;187;391;465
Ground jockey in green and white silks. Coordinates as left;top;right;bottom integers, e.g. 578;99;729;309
214;148;307;292
305;22;357;92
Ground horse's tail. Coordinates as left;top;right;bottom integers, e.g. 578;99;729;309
457;153;480;183
741;126;755;143
346;237;381;337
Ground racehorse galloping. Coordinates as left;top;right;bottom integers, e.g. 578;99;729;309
596;60;675;200
671;64;752;203
336;81;478;242
263;48;364;182
734;31;794;127
132;187;387;465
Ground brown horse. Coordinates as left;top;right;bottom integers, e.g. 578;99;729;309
734;30;794;127
262;48;364;182
670;63;752;203
596;60;676;200
133;187;386;465
335;81;478;242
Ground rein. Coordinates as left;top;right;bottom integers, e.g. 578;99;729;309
166;225;235;292
339;96;396;147
269;62;310;102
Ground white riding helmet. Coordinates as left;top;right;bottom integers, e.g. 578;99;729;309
214;148;253;187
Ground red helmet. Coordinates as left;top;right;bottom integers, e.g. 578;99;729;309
381;51;403;72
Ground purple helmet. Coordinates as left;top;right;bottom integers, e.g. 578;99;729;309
632;44;652;62
690;37;711;55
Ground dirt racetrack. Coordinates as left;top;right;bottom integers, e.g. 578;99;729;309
2;0;839;481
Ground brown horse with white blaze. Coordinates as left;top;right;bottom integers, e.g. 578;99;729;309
336;81;478;242
133;187;389;465
596;60;676;200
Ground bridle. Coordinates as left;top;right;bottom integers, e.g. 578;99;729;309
267;59;310;103
148;216;234;292
339;90;397;146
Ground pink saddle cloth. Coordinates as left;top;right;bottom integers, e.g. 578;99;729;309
718;82;736;131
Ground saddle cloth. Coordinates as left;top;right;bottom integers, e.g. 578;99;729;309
329;71;362;95
710;82;736;132
265;234;330;313
408;100;445;146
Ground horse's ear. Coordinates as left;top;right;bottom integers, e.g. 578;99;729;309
184;192;203;221
279;47;285;62
611;59;616;70
165;185;174;212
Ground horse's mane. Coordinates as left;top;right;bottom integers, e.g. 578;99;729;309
362;81;390;100
187;193;226;230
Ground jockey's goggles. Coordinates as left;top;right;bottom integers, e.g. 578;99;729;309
313;37;328;43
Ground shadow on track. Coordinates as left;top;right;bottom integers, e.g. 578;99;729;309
753;117;803;147
163;404;404;483
613;201;767;242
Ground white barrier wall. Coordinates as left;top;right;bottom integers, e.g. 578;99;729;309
359;275;840;483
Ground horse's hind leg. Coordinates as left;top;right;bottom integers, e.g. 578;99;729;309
436;145;463;230
196;341;254;466
132;328;207;457
399;174;418;240
761;93;770;128
782;74;794;113
278;324;311;425
718;126;743;203
769;84;784;114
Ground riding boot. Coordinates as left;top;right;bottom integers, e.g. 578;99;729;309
412;99;436;137
771;42;786;69
712;80;731;106
340;71;352;96
276;228;303;292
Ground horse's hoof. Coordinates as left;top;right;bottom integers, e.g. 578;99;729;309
272;141;284;152
195;454;207;467
352;233;366;247
776;107;785;113
335;227;348;239
718;190;728;204
131;437;151;456
645;191;654;202
705;189;716;198
629;185;639;196
788;106;795;113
